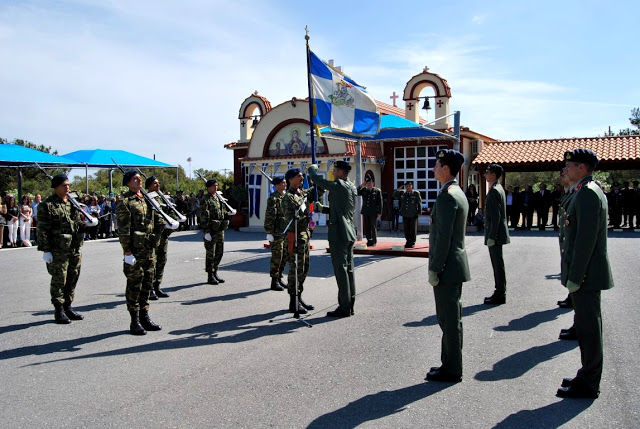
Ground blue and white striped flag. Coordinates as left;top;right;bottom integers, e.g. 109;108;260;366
309;51;380;137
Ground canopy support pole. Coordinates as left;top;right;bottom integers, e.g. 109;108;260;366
355;140;363;241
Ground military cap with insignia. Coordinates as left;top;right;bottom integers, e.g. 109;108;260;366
51;174;69;188
564;148;599;167
436;149;465;168
404;181;413;186
122;170;138;186
272;176;285;185
145;175;157;189
334;160;352;172
285;168;301;180
365;174;373;183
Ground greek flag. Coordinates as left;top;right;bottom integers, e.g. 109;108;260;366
309;50;380;137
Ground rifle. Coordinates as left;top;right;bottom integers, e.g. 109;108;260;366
34;163;99;227
194;171;237;215
259;170;273;183
111;159;179;229
134;168;187;223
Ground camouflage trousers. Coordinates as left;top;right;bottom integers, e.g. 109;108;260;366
124;249;155;312
287;231;310;295
47;250;82;305
154;231;170;284
204;231;224;272
269;235;287;278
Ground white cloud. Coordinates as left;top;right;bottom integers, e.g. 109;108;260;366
472;14;489;24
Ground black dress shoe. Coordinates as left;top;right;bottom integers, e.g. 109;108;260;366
425;369;461;383
558;299;573;309
484;294;506;305
560;327;574;334
559;329;578;341
326;308;350;318
561;378;573;387
430;366;441;373
556;384;599;399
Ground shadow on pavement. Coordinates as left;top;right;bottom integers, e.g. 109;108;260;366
475;340;578;381
1;331;126;361
306;382;451;429
179;288;269;306
494;307;572;332
0;319;52;335
492;398;595;429
404;303;493;328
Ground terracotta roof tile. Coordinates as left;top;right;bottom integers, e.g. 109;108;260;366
473;136;640;166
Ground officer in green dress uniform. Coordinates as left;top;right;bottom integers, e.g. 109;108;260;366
483;163;510;305
394;181;422;248
557;148;614;399
557;166;578;340
146;175;175;299
201;178;231;285
281;168;315;314
357;174;382;247
264;176;288;291
308;161;357;318
426;149;470;383
116;171;167;335
37;174;86;324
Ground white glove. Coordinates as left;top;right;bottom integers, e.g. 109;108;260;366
266;234;274;242
124;254;137;265
165;221;179;230
428;270;440;287
43;252;53;264
228;209;237;216
204;233;212;241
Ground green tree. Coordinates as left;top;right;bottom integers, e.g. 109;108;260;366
630;107;640;130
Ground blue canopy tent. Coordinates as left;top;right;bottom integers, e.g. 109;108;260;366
60;149;174;194
0;144;84;203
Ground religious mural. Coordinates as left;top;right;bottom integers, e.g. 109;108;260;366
267;124;325;157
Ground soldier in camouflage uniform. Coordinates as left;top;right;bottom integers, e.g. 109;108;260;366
282;168;315;314
116;171;167;336
357;174;383;247
264;176;288;291
393;181;422;248
37;174;86;324
146;176;176;300
201;178;231;285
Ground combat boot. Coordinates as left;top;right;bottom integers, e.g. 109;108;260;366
207;270;218;285
270;277;284;291
149;288;158;300
53;302;71;324
129;310;147;336
289;295;307;314
298;293;314;311
63;302;84;320
278;277;287;288
139;309;162;331
213;270;225;283
154;282;170;298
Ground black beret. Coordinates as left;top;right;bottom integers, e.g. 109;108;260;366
272;176;285;185
285;168;301;180
51;174;68;188
485;162;504;177
437;149;465;168
334;160;352;172
564;148;599;166
145;175;157;189
205;178;218;188
122;170;138;186
404;181;413;186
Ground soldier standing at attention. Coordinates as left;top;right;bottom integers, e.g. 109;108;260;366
308;161;357;318
557;148;613;399
116;170;166;336
394;181;422;248
146;176;174;299
37;174;86;324
483;163;510;305
357;174;382;247
201;178;231;285
264;176;288;291
282;168;315;314
426;149;469;383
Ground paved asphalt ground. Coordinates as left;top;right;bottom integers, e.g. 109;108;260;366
1;228;639;429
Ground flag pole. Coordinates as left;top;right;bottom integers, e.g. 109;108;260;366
304;26;318;201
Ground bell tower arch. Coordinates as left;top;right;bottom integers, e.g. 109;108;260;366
403;67;452;130
238;91;272;142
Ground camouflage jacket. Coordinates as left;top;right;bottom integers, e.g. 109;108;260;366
264;191;286;236
116;190;163;253
37;194;85;253
152;194;178;237
282;187;314;235
201;192;229;234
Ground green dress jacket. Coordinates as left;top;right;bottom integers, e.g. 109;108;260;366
484;182;510;245
429;180;471;285
561;176;614;291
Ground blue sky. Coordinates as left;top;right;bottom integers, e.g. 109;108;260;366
1;0;638;174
